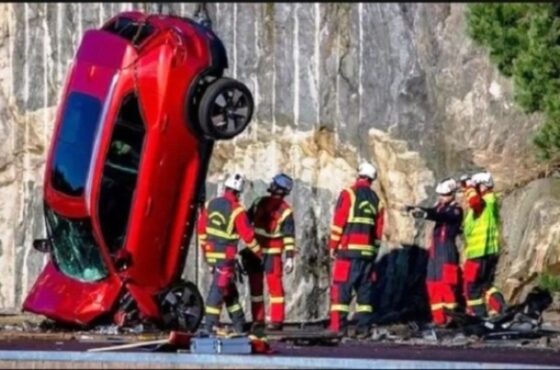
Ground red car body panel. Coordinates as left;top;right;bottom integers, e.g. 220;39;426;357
23;11;223;326
24;262;123;326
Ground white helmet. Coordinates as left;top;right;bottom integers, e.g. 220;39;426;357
358;162;377;180
472;171;494;188
435;178;458;195
224;172;246;192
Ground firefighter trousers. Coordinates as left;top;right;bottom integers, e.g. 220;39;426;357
205;265;246;333
329;257;376;332
426;260;460;326
463;255;506;318
248;254;285;324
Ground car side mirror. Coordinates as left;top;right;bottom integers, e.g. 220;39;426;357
33;239;51;253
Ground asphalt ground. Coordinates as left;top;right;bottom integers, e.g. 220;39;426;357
0;334;559;367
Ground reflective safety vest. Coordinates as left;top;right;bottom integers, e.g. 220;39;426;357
463;192;500;259
252;196;295;256
204;197;244;266
336;186;380;259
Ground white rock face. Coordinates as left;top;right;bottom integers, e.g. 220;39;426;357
0;3;557;320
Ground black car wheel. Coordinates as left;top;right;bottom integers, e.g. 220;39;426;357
197;77;254;140
159;280;204;332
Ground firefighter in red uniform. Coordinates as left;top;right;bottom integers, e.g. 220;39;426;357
328;162;385;338
406;178;463;326
246;173;296;331
197;173;262;334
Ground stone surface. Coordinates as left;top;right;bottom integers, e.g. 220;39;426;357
0;3;558;325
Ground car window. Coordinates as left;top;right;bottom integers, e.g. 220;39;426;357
103;17;155;46
98;93;146;253
45;205;109;282
51;92;102;197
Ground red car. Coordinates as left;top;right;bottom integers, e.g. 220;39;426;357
23;11;253;332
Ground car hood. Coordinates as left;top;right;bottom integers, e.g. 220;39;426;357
23;261;123;326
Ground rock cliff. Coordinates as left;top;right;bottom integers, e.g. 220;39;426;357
0;3;558;323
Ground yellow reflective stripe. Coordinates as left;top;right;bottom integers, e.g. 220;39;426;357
283;237;295;244
275;208;293;233
351;217;375;225
206;306;221;315
347;244;376;252
331;304;350;312
361;251;373;256
356;304;373;313
284;245;295;251
206;252;226;259
207;227;239;240
431;302;457;310
331;225;343;234
467;298;484;306
199;234;207;239
270;296;285;304
485;287;500;301
227;207;244;235
248;239;261;253
248;334;268;342
330;234;341;241
255;228;283;238
227;304;242;313
263;248;282;254
251;296;264;303
346;188;376;225
358;201;377;215
209;211;227;226
207;258;216;263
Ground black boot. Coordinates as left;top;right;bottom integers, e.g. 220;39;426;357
355;326;371;340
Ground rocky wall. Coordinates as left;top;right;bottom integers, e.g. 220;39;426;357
0;3;558;322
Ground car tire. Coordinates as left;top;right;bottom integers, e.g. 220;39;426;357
159;280;204;332
197;77;254;140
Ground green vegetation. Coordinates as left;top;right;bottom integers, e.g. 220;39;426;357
538;272;560;293
466;3;560;162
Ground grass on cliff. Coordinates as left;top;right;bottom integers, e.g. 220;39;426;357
538;272;560;293
466;3;560;163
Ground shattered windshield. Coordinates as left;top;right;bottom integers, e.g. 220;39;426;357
45;205;109;282
51;92;102;196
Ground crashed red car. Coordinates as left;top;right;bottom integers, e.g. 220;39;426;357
23;11;253;331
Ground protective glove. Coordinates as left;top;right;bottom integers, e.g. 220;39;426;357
208;265;215;274
284;257;294;274
410;207;427;219
403;204;415;212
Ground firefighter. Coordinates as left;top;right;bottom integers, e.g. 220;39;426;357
457;174;476;212
197;172;262;334
246;173;296;331
328;162;385;338
462;171;507;318
406;178;463;326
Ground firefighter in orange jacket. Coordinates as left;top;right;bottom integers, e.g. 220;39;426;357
246;173;296;331
406;178;463;326
197;173;262;334
328;162;385;338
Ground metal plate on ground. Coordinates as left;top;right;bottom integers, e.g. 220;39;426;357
190;336;252;354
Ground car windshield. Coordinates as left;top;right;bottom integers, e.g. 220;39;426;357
45;205;109;282
51;92;102;196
